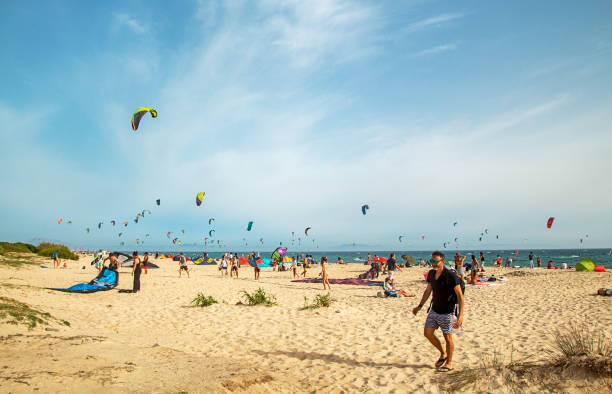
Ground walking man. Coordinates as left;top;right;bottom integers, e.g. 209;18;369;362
413;251;464;372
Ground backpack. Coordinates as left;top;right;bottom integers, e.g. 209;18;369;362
448;270;466;317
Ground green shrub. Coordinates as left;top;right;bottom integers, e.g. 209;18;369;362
302;293;333;310
0;242;38;254
37;243;78;260
191;293;218;307
0;296;70;329
240;288;277;306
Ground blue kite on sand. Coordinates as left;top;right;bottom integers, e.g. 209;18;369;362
51;268;118;293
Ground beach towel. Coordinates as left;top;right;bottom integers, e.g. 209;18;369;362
51;268;118;293
292;278;382;286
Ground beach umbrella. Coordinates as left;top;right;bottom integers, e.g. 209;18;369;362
368;256;387;263
401;254;415;264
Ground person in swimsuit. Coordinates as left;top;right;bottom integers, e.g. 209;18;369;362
230;254;239;278
178;253;189;278
291;258;299;279
454;253;466;281
479;252;485;272
131;251;142;293
142;252;149;275
104;253;120;272
383;278;414;297
249;253;260;280
301;255;309;278
320;256;331;290
220;254;228;277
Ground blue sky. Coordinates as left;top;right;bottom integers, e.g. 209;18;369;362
1;0;611;251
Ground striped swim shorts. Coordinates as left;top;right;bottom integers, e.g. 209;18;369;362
425;310;453;334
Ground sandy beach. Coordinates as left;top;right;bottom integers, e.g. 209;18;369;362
1;254;611;393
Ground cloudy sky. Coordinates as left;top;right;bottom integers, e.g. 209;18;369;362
1;0;611;251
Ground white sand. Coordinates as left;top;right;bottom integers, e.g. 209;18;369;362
1;254;610;392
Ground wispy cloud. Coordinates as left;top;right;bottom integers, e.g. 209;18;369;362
113;13;147;34
415;43;457;56
404;12;464;34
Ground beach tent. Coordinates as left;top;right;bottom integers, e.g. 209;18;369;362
575;258;595;272
51;268;118;293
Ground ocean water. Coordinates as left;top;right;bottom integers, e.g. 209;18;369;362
152;249;612;269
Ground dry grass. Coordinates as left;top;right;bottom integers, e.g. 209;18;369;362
0;296;70;329
439;324;612;392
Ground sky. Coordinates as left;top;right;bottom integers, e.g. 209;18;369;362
1;0;611;252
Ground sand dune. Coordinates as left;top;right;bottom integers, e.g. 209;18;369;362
1;254;610;392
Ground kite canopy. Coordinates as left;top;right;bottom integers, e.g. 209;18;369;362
209;218;215;225
57;218;62;224
271;247;287;262
51;268;118;293
247;221;253;231
361;204;369;215
131;107;157;131
453;221;458;227
196;192;205;206
575;258;595;272
156;199;160;206
305;227;311;236
547;217;555;229
209;229;215;237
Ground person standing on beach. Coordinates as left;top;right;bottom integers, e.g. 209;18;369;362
454;253;466;281
528;252;534;269
387;253;401;284
230;254;239;278
320;256;331;290
104;253;120;272
131;251;142;293
537;257;542;268
291;257;299;279
178;252;189;278
142;252;149;275
479;252;485;272
301;255;309;278
413;251;464;372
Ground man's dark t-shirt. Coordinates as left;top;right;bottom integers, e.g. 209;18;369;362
427;268;461;314
387;258;397;271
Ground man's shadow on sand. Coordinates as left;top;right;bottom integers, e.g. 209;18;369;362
252;350;431;370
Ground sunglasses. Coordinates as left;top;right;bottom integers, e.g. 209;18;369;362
429;258;444;264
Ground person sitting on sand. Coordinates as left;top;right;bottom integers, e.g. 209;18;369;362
338;257;344;264
547;260;554;269
466;266;480;284
320;256;331;290
178;253;189;278
383;277;414;297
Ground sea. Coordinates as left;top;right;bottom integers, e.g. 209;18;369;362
150;249;612;269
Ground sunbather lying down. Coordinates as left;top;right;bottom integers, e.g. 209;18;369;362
384;278;415;297
597;288;612;296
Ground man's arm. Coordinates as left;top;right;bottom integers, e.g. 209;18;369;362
454;284;464;326
412;283;432;315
